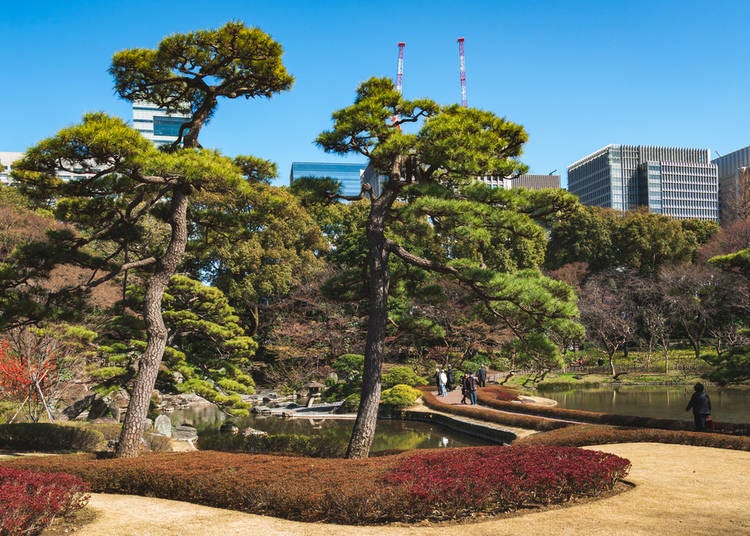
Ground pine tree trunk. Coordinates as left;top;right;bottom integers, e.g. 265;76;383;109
115;187;190;458
346;194;392;459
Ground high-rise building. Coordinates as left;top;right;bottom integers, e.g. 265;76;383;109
289;162;368;198
477;173;560;190
568;145;719;221
0;152;22;184
713;145;750;225
132;101;191;147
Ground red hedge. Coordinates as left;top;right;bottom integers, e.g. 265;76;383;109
0;467;90;536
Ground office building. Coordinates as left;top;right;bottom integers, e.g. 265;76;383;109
713;145;750;225
0;152;22;184
132;101;191;147
478;173;560;190
289;162;368;198
568;145;718;221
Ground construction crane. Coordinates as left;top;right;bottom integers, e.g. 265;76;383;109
392;42;406;129
396;41;405;94
457;37;467;108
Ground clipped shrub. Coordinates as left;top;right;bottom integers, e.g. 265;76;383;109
478;386;750;436
382;366;427;388
418;387;568;432
198;432;346;458
380;384;422;409
515;424;750;451
383;445;630;520
339;393;360;412
0;467;89;536
4;446;629;525
0;423;104;452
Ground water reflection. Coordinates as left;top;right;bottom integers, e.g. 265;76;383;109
544;385;750;423
168;406;489;451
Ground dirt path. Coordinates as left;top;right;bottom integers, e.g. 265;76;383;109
68;443;750;536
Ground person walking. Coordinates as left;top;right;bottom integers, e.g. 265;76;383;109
446;365;454;392
477;364;487;387
460;373;469;404
686;382;712;432
467;372;478;405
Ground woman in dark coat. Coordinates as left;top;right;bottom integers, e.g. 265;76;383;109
686;382;712;431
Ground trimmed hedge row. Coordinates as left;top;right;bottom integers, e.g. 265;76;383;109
478;386;750;436
2;445;630;524
198;432;346;458
0;424;104;452
0;466;90;536
418;387;569;432
514;424;750;451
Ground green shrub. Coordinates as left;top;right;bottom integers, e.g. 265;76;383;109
380;384;422;409
382;366;427;388
340;393;360;412
198;432;346;458
0;424;104;452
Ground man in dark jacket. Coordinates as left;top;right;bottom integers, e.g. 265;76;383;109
686;382;712;431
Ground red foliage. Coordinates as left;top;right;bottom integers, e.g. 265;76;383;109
0;467;89;536
3;446;630;524
384;445;630;518
0;339;56;402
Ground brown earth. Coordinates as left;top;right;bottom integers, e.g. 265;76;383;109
43;442;750;536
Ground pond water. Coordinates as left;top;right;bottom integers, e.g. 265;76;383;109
169;405;491;451
542;385;750;424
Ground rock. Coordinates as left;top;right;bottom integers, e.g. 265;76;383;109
62;394;96;420
219;422;239;435
172;425;198;441
243;427;268;436
154;414;173;437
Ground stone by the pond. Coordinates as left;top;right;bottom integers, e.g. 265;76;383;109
243;427;268;436
172;425;198;441
154;414;172;437
219;422;239;435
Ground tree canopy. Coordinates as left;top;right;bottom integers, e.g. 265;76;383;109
316;77;583;458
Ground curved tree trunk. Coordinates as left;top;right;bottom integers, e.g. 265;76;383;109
346;191;393;459
115;187;191;458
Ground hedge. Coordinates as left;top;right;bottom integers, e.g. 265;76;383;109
0;424;104;452
2;445;630;524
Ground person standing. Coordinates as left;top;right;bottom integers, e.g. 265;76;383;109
467;372;478;405
477;364;487;387
686;382;712;432
460;373;469;404
446;365;454;391
438;369;448;397
435;368;442;396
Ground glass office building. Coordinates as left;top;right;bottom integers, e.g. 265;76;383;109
132;101;191;147
568;145;718;221
289;162;368;198
713;145;750;225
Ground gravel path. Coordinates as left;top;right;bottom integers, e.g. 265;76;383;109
70;442;750;536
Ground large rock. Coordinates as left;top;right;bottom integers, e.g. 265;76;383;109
172;425;198;441
154;414;172;437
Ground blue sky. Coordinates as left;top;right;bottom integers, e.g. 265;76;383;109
2;0;749;188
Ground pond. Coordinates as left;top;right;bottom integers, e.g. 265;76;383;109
542;385;750;424
168;405;492;452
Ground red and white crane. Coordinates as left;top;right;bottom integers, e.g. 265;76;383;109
392;42;406;129
457;37;467;108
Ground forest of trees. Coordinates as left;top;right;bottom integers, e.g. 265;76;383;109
1;21;749;458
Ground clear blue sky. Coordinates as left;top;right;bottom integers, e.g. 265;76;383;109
2;0;749;188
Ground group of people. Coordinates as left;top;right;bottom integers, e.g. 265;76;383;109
435;364;488;405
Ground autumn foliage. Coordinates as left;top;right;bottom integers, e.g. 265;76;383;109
0;467;89;536
3;446;629;524
0;339;56;422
